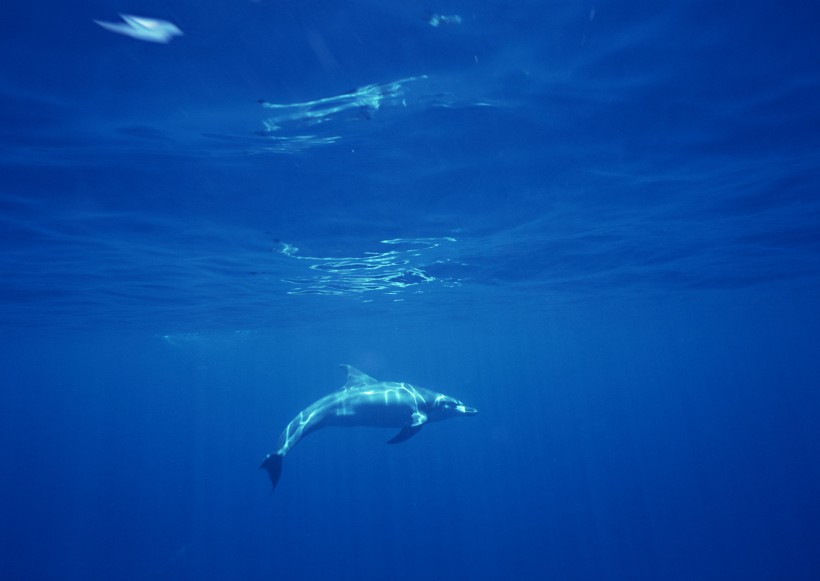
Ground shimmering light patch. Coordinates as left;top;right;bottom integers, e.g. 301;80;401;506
93;14;183;43
276;237;459;298
160;330;253;345
249;135;341;155
427;13;462;27
255;76;426;152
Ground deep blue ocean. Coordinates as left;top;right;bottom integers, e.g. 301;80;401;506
2;1;820;579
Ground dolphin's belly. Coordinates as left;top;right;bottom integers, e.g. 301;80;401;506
328;404;411;427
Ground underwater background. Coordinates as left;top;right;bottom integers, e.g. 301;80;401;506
1;1;819;579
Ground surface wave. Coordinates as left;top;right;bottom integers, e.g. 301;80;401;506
275;237;460;298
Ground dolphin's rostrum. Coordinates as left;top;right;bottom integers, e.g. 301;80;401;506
260;365;477;490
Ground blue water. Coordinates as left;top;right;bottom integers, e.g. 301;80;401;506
2;1;820;579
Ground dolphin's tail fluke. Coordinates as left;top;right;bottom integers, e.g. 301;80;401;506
259;453;284;491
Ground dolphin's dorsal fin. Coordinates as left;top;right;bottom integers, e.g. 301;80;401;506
340;364;379;390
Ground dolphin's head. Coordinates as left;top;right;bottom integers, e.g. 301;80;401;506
427;394;478;422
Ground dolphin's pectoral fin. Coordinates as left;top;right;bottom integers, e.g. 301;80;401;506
387;410;426;443
387;423;423;444
259;452;284;491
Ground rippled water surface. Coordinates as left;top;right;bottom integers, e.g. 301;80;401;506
2;2;818;331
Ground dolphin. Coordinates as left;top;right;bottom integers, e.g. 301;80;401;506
260;365;477;490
